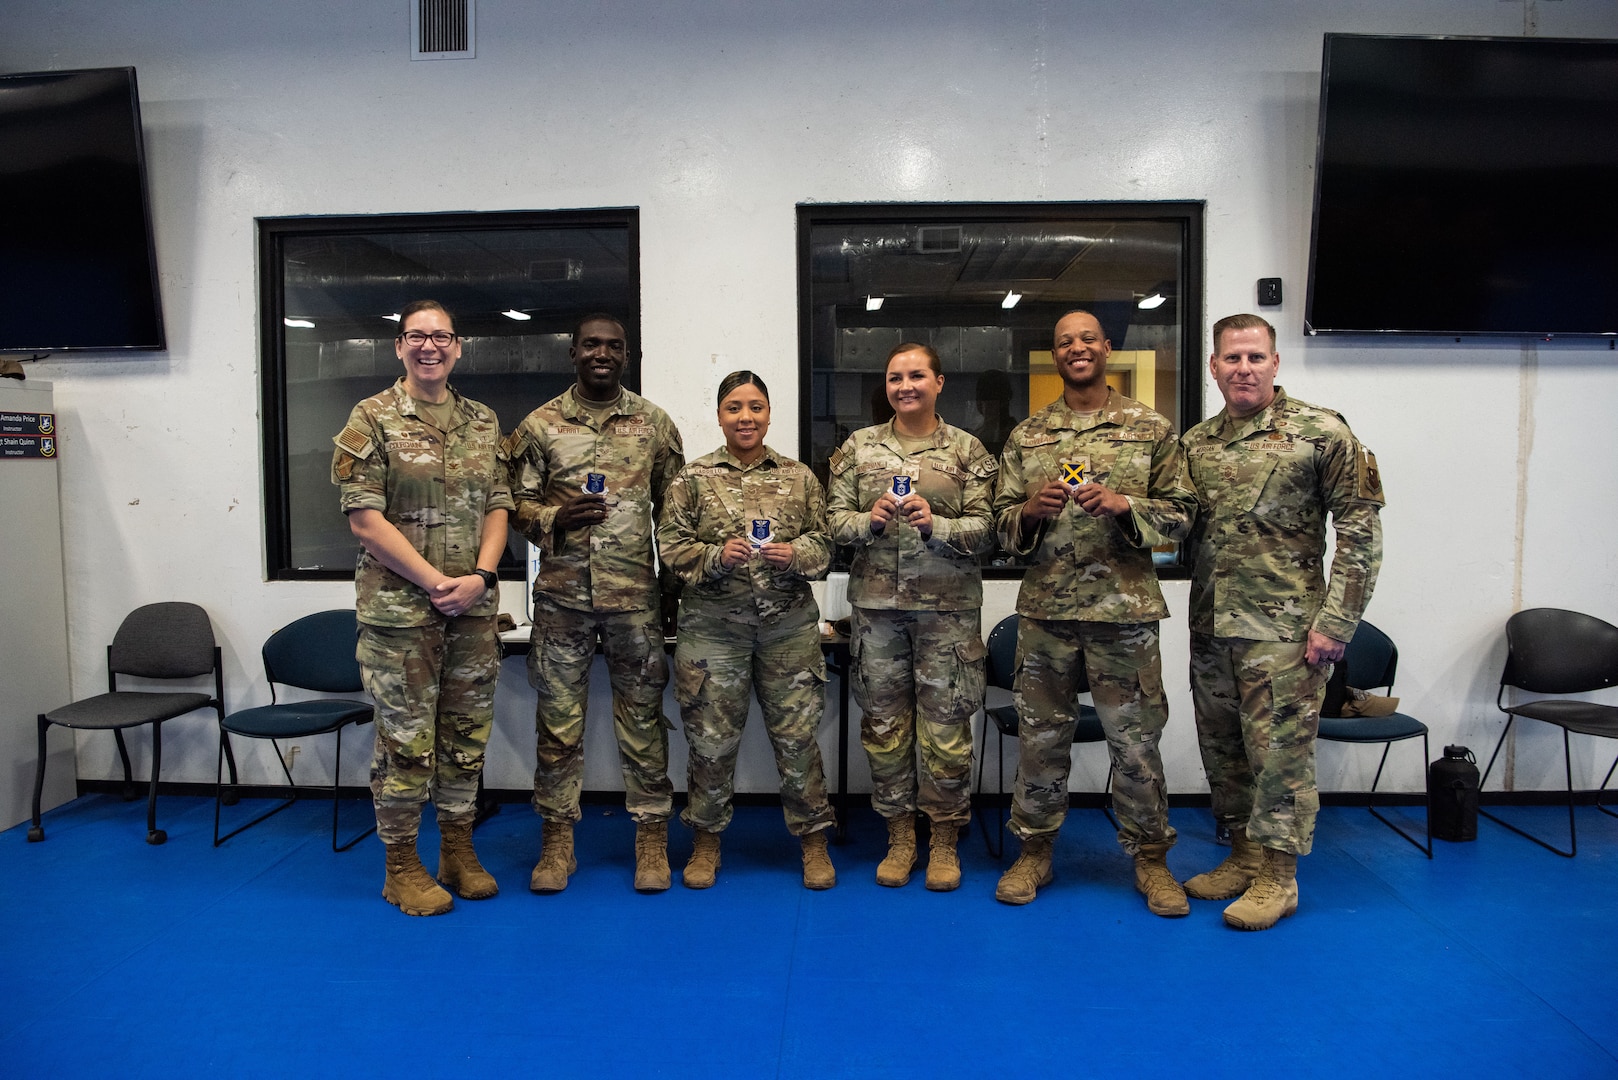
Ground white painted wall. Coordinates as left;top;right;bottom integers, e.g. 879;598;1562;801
5;0;1616;804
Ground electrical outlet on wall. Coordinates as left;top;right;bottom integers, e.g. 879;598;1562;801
1258;278;1283;306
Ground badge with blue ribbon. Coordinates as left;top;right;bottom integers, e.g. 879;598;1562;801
891;474;914;498
583;472;607;495
750;518;774;548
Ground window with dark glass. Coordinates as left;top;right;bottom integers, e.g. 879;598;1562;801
259;209;639;580
797;202;1203;576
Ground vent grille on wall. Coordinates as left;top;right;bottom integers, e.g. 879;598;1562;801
412;0;475;60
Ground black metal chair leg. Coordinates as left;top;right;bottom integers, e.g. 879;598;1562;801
1478;719;1576;857
222;729;241;788
973;712;997;857
331;724;377;853
213;732;298;847
1365;734;1433;857
28;715;49;842
114;729;137;801
1595;755;1618;821
146;722;166;845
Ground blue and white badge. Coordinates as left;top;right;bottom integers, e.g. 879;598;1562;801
583;472;608;495
750;518;774;548
891;474;914;498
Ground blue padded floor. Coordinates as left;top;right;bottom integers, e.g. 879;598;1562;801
3;795;1617;1079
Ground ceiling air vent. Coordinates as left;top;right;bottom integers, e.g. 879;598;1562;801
412;0;476;61
915;225;963;254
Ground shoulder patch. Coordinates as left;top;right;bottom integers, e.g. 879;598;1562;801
1357;446;1385;502
829;448;851;475
334;424;375;459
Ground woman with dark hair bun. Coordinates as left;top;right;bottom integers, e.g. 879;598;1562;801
656;371;838;889
826;341;997;891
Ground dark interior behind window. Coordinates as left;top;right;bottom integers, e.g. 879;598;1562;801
260;209;639;580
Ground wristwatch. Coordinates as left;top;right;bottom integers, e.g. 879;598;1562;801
474;569;498;591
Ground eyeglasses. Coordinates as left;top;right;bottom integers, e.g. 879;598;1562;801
400;330;458;347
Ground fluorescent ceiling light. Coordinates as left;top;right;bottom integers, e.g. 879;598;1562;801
1001;291;1022;309
383;313;401;323
502;309;532;321
283;317;315;328
866;295;884;311
1138;292;1166;310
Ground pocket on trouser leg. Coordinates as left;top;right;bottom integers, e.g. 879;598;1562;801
1263;659;1326;750
946;637;988;721
672;655;709;711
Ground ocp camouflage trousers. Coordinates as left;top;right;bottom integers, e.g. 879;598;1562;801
1189;633;1327;856
1009;617;1175;854
673;607;834;837
528;596;673;825
357;615;497;844
850;606;983;827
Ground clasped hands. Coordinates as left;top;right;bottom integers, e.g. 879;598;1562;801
719;536;795;570
1021;479;1130;523
869;492;933;540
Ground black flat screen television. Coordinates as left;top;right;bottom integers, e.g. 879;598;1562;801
0;66;166;353
1305;34;1618;338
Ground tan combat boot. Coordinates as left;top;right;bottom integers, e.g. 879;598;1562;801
1223;847;1300;931
994;833;1055;905
683;829;721;889
634;820;671;892
1184;825;1263;900
1133;841;1189;917
800;829;836;890
529;820;576;894
382;841;454;916
925;822;961;892
437;821;498;899
875;813;918;887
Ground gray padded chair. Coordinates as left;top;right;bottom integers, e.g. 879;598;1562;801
1479;607;1618;857
975;613;1115;857
29;602;224;845
214;609;376;850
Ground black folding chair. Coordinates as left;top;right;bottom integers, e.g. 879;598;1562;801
1479;607;1618;857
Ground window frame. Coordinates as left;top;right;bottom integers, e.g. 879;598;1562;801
795;200;1205;579
258;207;640;581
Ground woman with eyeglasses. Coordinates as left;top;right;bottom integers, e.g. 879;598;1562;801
827;341;997;891
332;299;512;916
656;370;838;889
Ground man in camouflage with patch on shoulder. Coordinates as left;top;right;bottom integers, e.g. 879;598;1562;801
333;299;512;917
991;309;1198;913
503;313;684;894
1181;312;1384;931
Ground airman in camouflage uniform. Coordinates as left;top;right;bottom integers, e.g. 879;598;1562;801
1182;312;1384;931
503;314;685;893
333;299;512;916
659;387;839;887
828;343;997;890
991;311;1199;913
